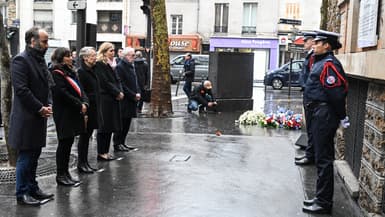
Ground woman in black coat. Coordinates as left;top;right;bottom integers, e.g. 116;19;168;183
94;42;124;161
77;47;99;173
50;47;88;186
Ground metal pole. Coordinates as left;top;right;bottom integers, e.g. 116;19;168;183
288;56;292;99
76;9;86;67
145;13;151;80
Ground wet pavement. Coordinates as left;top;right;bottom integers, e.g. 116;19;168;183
0;85;362;217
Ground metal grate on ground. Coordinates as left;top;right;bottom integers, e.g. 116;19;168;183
0;152;77;184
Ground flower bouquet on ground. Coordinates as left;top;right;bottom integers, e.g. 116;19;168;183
237;107;302;130
238;110;265;125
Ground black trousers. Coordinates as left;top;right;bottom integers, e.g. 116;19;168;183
78;130;94;165
310;105;338;209
56;137;75;175
97;132;112;154
303;102;314;160
113;117;132;146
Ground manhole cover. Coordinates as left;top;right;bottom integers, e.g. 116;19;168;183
0;152;77;184
170;155;191;162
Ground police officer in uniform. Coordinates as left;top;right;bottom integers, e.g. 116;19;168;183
295;31;316;165
302;30;349;214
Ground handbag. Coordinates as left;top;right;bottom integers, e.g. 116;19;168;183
142;89;151;102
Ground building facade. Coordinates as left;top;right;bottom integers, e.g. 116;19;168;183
12;0;321;80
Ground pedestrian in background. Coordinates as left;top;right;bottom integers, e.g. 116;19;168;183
95;42;124;160
182;53;195;100
295;31;316;166
50;47;88;186
115;48;124;64
9;27;54;206
302;30;349;214
113;47;140;151
77;46;100;173
134;50;150;113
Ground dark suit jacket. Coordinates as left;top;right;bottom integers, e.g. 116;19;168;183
78;62;100;130
9;50;51;150
51;65;88;140
116;59;140;118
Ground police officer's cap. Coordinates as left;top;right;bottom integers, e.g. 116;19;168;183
302;31;316;41
314;30;342;50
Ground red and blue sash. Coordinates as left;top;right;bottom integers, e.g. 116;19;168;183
53;70;82;97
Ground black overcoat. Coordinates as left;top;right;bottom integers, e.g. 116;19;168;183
116;59;139;118
9;50;51;150
78;62;100;130
50;65;88;140
94;61;122;132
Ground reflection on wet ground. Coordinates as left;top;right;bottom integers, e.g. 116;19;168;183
0;86;361;217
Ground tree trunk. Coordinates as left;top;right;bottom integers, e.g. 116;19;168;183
320;0;328;30
149;0;173;117
0;12;16;167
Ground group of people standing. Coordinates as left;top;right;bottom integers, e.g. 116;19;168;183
9;27;149;206
294;30;349;214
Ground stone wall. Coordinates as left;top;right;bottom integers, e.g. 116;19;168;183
358;83;385;215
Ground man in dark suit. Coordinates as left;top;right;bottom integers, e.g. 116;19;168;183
9;27;54;206
113;47;140;152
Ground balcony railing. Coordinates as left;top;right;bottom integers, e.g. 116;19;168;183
214;25;228;33
242;26;256;34
97;21;122;33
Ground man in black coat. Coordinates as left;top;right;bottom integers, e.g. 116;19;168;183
113;47;140;151
134;51;150;113
9;27;54;206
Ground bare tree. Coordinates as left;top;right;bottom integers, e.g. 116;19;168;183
0;11;16;166
149;0;173;117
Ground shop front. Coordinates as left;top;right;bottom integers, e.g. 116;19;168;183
168;34;202;59
209;37;279;82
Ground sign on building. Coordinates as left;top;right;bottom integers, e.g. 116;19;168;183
67;1;87;10
358;0;378;48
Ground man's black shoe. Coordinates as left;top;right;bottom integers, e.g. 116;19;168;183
114;144;129;152
302;203;331;214
295;157;314;166
294;155;306;161
17;194;41;206
303;198;316;206
30;189;54;200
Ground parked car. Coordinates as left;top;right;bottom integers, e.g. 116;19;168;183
170;54;209;84
263;60;304;89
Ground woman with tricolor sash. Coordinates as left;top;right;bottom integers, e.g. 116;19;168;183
50;47;89;187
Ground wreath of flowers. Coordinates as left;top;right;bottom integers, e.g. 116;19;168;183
237;107;302;130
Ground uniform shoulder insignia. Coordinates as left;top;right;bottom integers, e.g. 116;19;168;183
326;75;336;85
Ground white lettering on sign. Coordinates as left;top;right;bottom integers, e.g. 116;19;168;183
170;40;190;49
240;39;271;46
